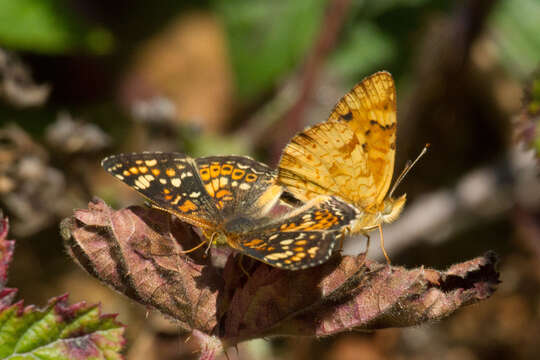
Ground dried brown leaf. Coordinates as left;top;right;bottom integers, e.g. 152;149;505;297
62;199;500;354
61;198;221;333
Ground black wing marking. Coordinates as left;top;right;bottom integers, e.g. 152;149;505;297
102;152;220;229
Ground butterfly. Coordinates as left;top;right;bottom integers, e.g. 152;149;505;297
102;152;359;270
278;71;426;261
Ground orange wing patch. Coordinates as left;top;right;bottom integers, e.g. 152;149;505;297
278;71;397;208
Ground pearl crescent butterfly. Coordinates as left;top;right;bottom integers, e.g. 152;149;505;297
278;71;423;261
102;152;359;270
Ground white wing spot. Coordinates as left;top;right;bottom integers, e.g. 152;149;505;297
239;183;251;190
144;159;157;167
137;175;151;188
114;174;124;180
219;177;229;187
134;179;145;189
159;178;167;184
171;178;181;187
265;252;290;260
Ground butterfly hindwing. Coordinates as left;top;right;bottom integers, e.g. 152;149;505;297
234;196;359;270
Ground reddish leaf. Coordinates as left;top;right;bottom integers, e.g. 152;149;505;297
61;198;222;333
0;216;14;287
62;199;500;355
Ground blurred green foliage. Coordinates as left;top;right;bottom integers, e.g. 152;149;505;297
0;0;114;54
329;22;395;84
490;0;540;78
215;0;326;100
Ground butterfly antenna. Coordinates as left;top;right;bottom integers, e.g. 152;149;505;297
389;143;430;198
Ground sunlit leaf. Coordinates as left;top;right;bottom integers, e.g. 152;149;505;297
62;198;500;353
0;215;125;359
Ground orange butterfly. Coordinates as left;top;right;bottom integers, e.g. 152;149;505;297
278;71;427;262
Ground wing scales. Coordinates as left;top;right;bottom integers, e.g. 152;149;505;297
278;71;397;208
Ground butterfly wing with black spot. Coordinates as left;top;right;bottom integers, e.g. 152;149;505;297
230;195;359;270
195;156;283;221
278;71;397;208
101;152;221;229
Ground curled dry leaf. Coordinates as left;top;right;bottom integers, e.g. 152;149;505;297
61;198;222;334
62;198;500;353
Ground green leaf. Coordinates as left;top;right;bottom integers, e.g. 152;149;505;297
0;296;125;359
0;215;125;359
215;0;326;99
0;0;114;54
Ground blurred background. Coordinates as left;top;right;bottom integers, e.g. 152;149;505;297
0;0;539;359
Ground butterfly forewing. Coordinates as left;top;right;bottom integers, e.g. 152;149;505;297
194;156;282;219
233;196;359;270
278;71;397;208
101;152;220;229
328;71;397;205
279;121;374;205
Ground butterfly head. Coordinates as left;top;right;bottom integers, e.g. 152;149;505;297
201;229;229;247
381;194;406;224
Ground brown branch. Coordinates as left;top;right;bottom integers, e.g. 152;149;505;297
265;0;352;164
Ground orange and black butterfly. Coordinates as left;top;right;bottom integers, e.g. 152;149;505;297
102;152;359;270
278;71;427;261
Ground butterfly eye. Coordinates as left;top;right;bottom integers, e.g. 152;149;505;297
382;195;406;224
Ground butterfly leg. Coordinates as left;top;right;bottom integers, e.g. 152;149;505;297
237;254;251;277
363;233;370;256
338;233;344;251
179;238;208;254
378;224;391;265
